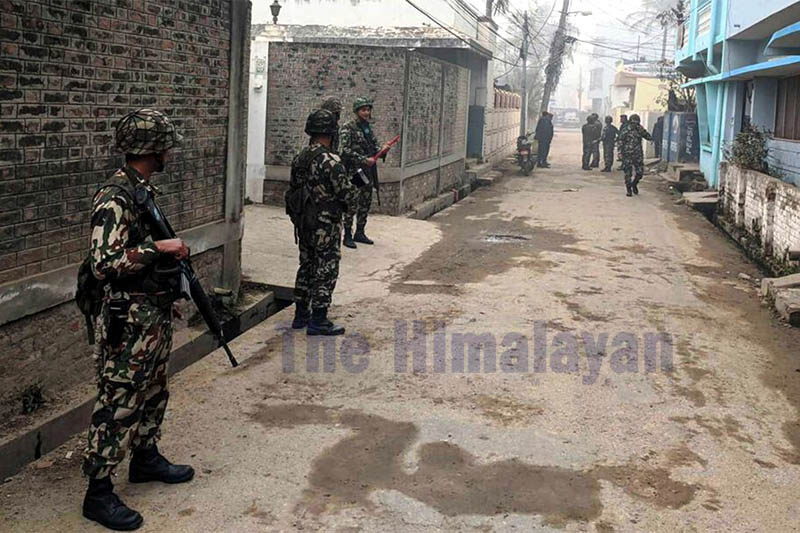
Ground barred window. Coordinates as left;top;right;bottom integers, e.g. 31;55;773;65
775;75;800;140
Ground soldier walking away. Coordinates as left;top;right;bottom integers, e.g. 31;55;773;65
618;113;652;196
534;111;554;168
616;114;629;171
80;109;194;531
589;113;602;168
600;116;618;172
340;97;389;249
286;109;359;335
652;115;664;159
581;115;601;170
320;96;343;153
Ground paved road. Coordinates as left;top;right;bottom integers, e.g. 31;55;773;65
2;129;800;531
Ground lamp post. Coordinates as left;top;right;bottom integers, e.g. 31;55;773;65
270;0;282;24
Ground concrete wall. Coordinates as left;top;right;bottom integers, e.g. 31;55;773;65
0;0;251;420
719;162;800;272
260;42;469;215
483;88;520;164
768;139;800;186
246;40;268;203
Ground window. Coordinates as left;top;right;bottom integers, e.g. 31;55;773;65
775;75;800;140
589;68;603;90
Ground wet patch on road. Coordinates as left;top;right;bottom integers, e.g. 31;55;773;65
391;195;585;295
251;404;700;526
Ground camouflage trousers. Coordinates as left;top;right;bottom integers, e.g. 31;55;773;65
623;153;645;182
603;142;615;170
295;220;342;311
83;299;173;479
343;184;372;230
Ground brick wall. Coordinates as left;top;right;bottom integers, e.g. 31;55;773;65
483;88;520;164
0;0;248;420
261;42;469;216
0;0;234;285
719;163;800;273
265;42;406;168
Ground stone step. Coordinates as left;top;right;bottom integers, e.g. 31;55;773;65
760;273;800;300
774;288;800;326
682;191;718;217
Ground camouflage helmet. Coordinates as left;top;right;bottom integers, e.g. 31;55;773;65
320;97;343;116
114;108;183;155
630;113;641;123
305;109;338;136
353;96;373;113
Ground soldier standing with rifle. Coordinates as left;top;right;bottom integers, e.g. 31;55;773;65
79;109;196;531
286;109;359;335
340;97;390;249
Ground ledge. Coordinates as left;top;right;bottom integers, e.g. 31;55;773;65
0;219;243;328
0;287;293;481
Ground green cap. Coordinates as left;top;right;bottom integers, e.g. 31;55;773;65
353;96;373;113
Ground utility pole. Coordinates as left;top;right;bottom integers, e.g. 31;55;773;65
540;0;570;113
577;66;583;111
520;11;529;136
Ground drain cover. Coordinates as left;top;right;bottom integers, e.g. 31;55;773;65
483;234;530;243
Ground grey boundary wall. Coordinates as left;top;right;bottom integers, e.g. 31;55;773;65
260;42;470;215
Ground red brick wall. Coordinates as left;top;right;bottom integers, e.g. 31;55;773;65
0;0;234;285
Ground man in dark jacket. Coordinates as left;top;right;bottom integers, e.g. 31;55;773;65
589;113;602;168
534;111;554;168
600;116;618;172
652;116;664;159
581;115;601;170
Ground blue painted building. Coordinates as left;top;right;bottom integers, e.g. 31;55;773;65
675;0;800;186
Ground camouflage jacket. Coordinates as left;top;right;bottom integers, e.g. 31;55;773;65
89;168;159;284
290;142;357;224
339;118;381;173
618;123;652;157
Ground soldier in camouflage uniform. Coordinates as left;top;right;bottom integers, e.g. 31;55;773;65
320;96;342;153
81;109;194;531
616;114;629;171
340;96;388;249
617;113;652;196
589;113;602;168
289;109;359;335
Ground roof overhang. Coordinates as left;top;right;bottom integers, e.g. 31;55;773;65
681;56;800;87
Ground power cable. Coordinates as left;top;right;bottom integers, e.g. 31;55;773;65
403;0;520;66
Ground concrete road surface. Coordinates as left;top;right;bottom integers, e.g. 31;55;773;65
2;129;800;532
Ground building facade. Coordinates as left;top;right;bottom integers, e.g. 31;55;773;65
676;0;800;186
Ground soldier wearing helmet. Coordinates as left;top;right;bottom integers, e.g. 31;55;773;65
339;96;389;249
81;109;194;531
320;96;343;153
286;109;359;335
617;113;652;196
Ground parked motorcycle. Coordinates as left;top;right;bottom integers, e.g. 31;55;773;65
516;133;537;176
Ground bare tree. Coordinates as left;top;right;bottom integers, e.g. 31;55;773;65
485;0;510;17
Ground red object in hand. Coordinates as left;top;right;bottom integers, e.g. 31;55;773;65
374;135;401;161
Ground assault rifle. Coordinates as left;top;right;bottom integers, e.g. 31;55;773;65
353;135;401;206
131;178;239;368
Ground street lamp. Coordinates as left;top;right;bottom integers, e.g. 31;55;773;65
565;10;592;16
270;0;282;24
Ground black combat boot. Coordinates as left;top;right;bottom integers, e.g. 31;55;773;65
129;445;194;484
600;167;611;172
353;224;374;245
631;177;641;195
83;476;143;531
307;308;345;336
292;304;310;329
343;225;357;249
